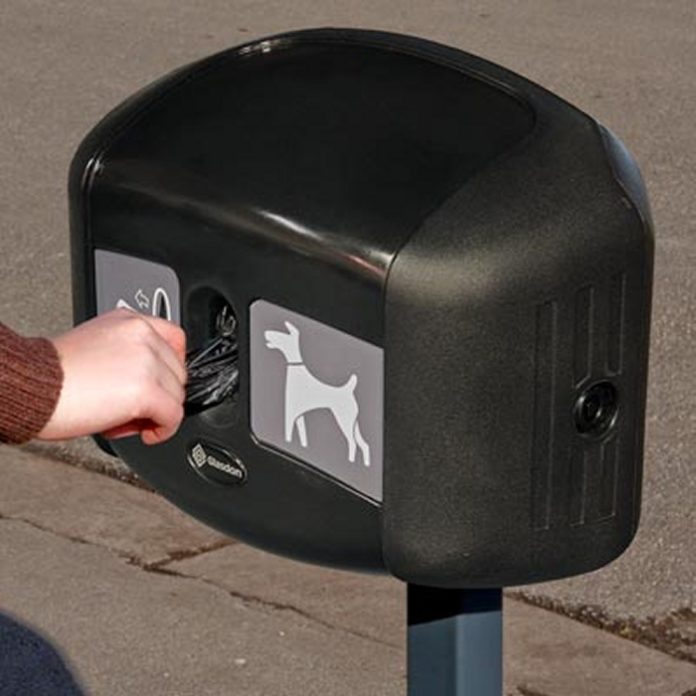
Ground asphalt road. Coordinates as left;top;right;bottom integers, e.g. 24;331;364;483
0;0;694;625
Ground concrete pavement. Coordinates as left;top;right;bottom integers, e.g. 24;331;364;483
0;0;694;639
1;444;695;696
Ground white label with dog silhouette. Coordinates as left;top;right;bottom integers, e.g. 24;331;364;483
250;300;383;502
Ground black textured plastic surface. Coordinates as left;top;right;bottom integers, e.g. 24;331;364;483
70;29;653;584
383;105;653;586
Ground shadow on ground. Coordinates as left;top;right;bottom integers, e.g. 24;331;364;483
0;612;86;695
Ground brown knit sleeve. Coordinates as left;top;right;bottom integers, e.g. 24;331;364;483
0;322;64;444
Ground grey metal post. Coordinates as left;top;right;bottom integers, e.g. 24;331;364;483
407;585;503;696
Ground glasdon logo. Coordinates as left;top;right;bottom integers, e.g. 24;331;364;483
187;441;247;486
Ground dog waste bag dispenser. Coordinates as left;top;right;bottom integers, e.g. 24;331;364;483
70;29;653;588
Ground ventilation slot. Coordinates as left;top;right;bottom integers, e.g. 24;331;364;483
531;301;558;531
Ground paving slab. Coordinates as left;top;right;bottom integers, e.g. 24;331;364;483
0;520;404;696
0;524;693;696
174;543;405;648
0;449;693;695
0;444;229;565
506;601;696;696
171;544;696;695
0;0;694;633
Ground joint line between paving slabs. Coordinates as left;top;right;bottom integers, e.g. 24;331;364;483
0;514;399;649
133;560;401;651
509;590;696;665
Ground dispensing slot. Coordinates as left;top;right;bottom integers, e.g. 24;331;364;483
185;291;239;415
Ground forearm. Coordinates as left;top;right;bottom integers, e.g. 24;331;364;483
0;322;64;444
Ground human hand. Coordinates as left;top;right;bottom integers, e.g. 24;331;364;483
38;309;187;445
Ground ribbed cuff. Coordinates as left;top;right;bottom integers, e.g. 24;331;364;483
0;324;64;444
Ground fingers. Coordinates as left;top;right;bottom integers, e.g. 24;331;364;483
96;309;188;445
43;308;191;444
103;420;149;440
105;308;187;381
109;310;188;445
138;316;188;386
156;338;188;386
141;315;187;363
119;310;188;399
120;355;185;444
104;376;184;445
153;356;186;404
139;391;184;445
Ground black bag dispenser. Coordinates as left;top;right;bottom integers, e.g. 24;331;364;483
70;29;653;588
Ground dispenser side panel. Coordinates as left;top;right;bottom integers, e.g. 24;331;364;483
382;109;654;587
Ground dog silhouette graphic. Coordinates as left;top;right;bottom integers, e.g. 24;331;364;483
264;321;371;467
